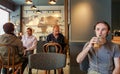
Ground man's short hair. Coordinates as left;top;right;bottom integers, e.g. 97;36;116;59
53;25;59;29
3;22;14;34
27;28;32;32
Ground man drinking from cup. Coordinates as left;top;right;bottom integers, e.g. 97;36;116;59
76;21;120;74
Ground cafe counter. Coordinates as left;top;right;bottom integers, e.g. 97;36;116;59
112;36;120;45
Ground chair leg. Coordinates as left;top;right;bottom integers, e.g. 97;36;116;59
44;70;47;74
58;69;63;74
45;70;50;74
28;68;32;74
36;70;38;74
7;68;9;74
48;70;50;74
58;69;60;74
54;69;56;74
13;67;21;74
20;66;22;74
13;68;15;74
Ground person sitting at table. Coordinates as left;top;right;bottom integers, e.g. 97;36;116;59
76;21;120;74
21;27;37;74
0;22;24;74
46;25;66;53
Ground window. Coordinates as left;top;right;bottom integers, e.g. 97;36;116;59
0;9;9;35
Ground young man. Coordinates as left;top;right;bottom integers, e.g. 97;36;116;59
76;21;120;74
21;28;37;74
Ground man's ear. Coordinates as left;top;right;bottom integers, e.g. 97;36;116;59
108;30;111;34
106;30;111;37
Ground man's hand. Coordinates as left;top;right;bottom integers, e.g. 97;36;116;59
112;68;120;74
23;50;27;56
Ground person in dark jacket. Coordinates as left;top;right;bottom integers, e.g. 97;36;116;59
46;25;66;53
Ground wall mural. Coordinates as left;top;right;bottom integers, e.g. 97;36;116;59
22;6;65;40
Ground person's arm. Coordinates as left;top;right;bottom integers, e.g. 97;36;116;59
15;38;24;55
112;58;120;74
76;45;91;63
58;34;66;47
62;36;66;47
112;44;120;74
26;37;37;51
76;37;97;63
46;34;51;42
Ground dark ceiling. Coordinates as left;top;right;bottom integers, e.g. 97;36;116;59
113;0;120;2
0;0;64;11
5;0;120;6
7;0;64;6
1;0;119;11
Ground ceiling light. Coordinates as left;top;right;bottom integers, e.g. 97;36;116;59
31;5;37;10
49;0;56;5
36;10;41;14
26;0;32;4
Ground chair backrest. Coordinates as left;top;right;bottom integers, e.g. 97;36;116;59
28;53;66;70
0;44;15;67
43;42;62;53
36;41;46;53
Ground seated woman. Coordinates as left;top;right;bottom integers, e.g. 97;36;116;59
0;22;24;74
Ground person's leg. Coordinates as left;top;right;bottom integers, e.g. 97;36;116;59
26;51;33;74
28;68;32;74
21;57;28;74
58;69;64;74
21;51;33;74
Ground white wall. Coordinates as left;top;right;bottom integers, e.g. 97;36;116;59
0;9;9;35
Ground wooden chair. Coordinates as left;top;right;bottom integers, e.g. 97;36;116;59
28;53;66;74
36;41;46;53
43;42;62;53
0;44;22;74
43;42;64;74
